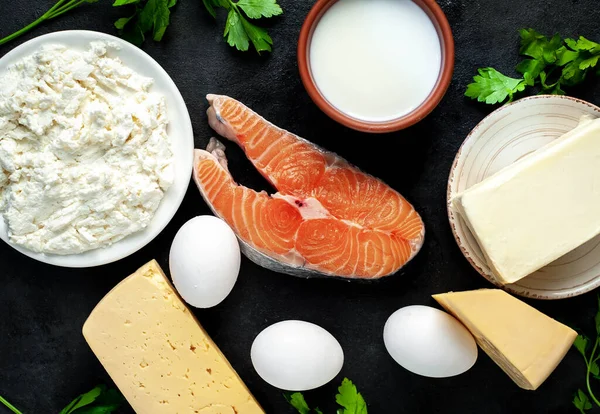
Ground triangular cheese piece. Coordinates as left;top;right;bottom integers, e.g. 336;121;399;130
433;289;576;390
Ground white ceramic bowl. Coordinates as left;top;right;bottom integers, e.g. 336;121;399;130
448;95;600;299
0;31;194;267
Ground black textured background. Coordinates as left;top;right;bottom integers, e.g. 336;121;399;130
1;1;600;413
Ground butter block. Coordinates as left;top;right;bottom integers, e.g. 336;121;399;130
452;116;600;284
433;289;576;390
82;260;264;414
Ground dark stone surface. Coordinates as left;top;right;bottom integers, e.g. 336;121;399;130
1;0;600;413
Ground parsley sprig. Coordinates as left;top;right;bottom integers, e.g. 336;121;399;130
465;68;526;105
0;0;179;48
466;29;600;105
573;297;600;413
0;0;98;46
113;0;178;46
285;378;367;414
0;385;124;414
202;0;283;53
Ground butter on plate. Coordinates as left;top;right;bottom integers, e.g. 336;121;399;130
452;116;600;285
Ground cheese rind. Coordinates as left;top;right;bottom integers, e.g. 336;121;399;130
433;289;577;390
82;260;264;414
452;116;600;284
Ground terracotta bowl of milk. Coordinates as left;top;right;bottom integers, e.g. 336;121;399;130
298;0;454;133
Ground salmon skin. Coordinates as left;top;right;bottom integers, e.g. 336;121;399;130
193;95;425;279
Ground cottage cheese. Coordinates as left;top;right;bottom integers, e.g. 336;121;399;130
0;42;173;255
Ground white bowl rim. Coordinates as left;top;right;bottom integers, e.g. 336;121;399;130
0;30;194;268
447;94;600;299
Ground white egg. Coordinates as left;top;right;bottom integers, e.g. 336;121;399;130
383;305;477;378
169;216;241;308
251;320;344;391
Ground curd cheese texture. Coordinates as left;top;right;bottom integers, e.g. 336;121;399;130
0;42;173;254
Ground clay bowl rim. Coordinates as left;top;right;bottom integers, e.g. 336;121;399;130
297;0;455;134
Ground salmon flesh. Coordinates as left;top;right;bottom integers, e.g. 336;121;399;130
193;95;425;279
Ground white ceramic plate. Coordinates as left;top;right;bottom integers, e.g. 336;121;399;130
448;95;600;299
0;31;194;267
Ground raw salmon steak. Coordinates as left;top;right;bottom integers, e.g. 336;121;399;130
193;95;425;279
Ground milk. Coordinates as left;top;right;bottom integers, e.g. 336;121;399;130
309;0;442;122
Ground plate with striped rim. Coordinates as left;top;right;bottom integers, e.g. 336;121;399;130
448;95;600;299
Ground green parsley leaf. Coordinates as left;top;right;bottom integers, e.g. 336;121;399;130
516;58;545;86
113;0;140;5
73;388;124;414
336;378;368;414
580;56;600;70
284;378;367;414
565;38;579;50
123;24;146;45
556;46;580;66
139;0;171;41
202;0;282;53
114;16;134;30
591;361;600;377
575;36;600;53
237;0;283;19
519;28;546;57
136;2;154;32
151;0;172;41
203;0;218;17
57;385;123;414
1;386;122;414
285;393;311;414
59;386;103;414
224;9;250;51
519;29;561;63
94;388;124;406
557;35;600;86
223;7;274;53
465;68;526;105
544;35;562;64
562;59;587;85
574;335;590;357
113;0;177;45
574;389;593;413
239;14;274;53
520;29;562;64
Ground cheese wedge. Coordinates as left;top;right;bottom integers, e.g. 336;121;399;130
452;116;600;284
82;260;264;414
433;289;576;390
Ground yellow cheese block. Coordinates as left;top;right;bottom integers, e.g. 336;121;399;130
433;289;576;390
82;260;265;414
